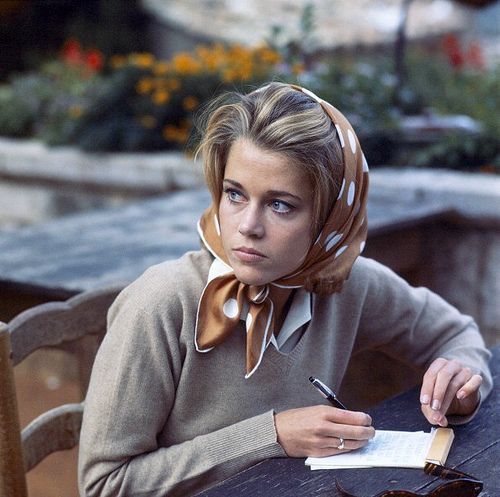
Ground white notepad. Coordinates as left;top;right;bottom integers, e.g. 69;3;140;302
305;428;454;470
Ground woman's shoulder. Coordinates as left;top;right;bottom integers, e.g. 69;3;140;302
112;248;213;312
348;255;401;288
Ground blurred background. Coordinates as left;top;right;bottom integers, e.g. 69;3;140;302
1;0;498;177
0;1;498;495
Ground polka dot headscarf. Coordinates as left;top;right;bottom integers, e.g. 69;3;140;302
195;84;369;378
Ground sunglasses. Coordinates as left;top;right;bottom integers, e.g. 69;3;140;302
334;463;483;497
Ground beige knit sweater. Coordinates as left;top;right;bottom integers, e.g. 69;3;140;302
78;249;492;497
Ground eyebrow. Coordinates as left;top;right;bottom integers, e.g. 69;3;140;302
223;178;304;202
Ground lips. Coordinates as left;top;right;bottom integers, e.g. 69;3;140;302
233;246;267;263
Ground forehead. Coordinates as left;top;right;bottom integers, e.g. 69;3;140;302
224;138;310;193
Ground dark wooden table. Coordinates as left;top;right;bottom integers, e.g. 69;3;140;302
196;346;499;497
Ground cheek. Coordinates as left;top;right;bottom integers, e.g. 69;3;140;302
279;223;312;261
218;202;235;241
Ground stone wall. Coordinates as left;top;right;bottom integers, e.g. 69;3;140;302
423;223;500;347
369;168;500;347
0;137;203;228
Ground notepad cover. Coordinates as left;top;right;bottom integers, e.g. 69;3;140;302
425;428;454;465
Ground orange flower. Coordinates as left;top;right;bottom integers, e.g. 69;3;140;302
162;124;189;143
138;115;157;128
168;78;181;91
172;53;201;75
110;54;126;69
152;90;170;105
153;61;170;75
68;105;83;119
291;62;305;75
131;52;156;68
255;45;281;65
182;96;199;111
136;78;154;94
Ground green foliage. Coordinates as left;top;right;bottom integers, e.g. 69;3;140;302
311;58;400;134
411;132;500;172
0;85;34;137
266;2;318;71
0;60;103;145
404;50;500;136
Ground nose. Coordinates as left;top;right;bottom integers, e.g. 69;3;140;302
238;204;264;238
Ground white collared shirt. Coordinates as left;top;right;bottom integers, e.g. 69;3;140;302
207;259;312;353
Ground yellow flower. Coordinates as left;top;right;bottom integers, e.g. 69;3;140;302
136;78;154;94
68;105;83;119
130;52;156;68
162;123;189;144
196;45;220;72
182;96;199;111
291;62;305;75
138;115;157;128
255;45;281;65
152;90;170;105
168;78;181;91
222;68;237;83
110;54;126;69
153;61;170;75
172;53;201;75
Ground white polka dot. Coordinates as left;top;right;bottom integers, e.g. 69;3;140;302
347;129;357;154
325;232;343;252
337;178;345;200
362;153;369;172
214;214;221;236
360;241;366;253
335;245;348;258
223;298;239;318
301;87;322;102
246;313;253;330
335;124;345;148
347;182;355;206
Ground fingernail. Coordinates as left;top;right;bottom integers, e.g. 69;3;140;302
433;414;441;423
431;400;440;410
420;394;430;404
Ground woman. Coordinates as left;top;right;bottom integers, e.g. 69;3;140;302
78;83;492;497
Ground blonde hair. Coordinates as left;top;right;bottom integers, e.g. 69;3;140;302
197;82;343;235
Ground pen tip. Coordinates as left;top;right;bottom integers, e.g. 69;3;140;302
309;376;314;382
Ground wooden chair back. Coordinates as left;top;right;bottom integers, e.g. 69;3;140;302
0;285;122;497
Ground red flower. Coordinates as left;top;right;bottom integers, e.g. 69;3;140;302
442;34;465;69
467;41;485;70
62;39;83;66
86;49;104;72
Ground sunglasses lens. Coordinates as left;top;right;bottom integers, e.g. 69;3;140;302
432;480;483;497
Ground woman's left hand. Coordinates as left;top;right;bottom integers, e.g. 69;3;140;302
420;357;482;427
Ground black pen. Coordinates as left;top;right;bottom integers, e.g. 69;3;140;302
309;376;348;410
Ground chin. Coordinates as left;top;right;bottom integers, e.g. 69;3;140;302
234;269;271;287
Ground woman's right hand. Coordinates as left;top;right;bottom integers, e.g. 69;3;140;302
274;405;375;458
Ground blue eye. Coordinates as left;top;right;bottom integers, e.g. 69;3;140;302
225;188;244;203
271;200;292;214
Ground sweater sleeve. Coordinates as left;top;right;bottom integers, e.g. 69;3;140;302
352;258;493;422
78;266;285;497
